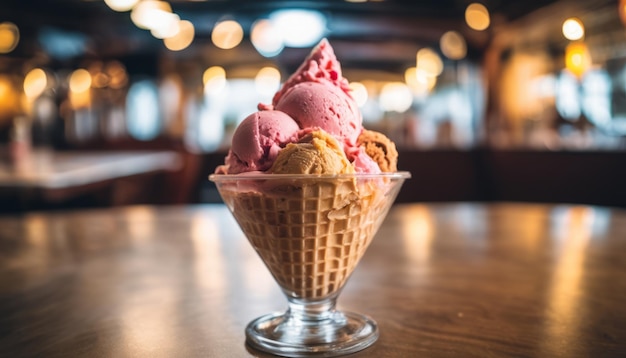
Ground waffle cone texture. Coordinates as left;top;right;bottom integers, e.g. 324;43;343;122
219;178;394;299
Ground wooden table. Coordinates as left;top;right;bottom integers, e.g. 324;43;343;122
0;203;624;357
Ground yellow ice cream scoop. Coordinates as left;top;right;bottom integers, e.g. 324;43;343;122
270;129;355;174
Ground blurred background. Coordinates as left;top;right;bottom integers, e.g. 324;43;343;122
1;0;625;212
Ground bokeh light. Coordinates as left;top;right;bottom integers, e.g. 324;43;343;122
251;19;284;57
379;82;413;112
131;0;173;30
126;80;161;141
440;31;467;60
562;18;585;41
255;67;281;96
620;0;626;25
163;20;194;51
69;69;92;93
0;22;19;54
104;0;139;12
106;61;128;89
68;69;92;109
405;67;437;95
212;20;244;50
465;3;490;31
203;66;227;95
348;82;368;107
23;68;47;99
416;48;443;77
0;75;21;119
270;9;326;48
565;42;591;78
150;14;180;39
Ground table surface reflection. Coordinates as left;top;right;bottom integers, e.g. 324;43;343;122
0;149;180;188
0;203;625;357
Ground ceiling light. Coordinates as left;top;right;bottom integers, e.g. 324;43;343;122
24;68;48;98
565;42;591;77
348;82;368;107
562;18;584;41
0;22;19;54
131;1;173;30
255;67;281;96
440;31;467;60
150;14;181;39
416;48;443;77
212;20;244;50
405;67;436;95
69;69;92;93
465;3;490;31
251;19;284;57
104;0;139;12
380;82;413;113
203;66;227;95
163;20;195;51
269;9;326;48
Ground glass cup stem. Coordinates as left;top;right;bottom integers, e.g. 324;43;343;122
286;294;340;323
245;293;378;357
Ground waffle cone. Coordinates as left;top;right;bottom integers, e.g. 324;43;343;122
220;178;391;299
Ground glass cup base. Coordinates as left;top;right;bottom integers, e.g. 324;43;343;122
245;310;379;357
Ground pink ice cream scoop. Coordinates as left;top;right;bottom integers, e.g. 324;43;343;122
219;110;299;174
275;81;362;146
349;146;382;174
270;38;354;107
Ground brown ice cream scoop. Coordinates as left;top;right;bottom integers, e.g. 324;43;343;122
270;130;355;174
357;129;398;172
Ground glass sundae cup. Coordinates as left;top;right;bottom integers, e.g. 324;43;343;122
210;171;410;357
